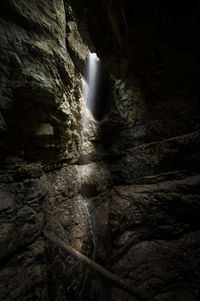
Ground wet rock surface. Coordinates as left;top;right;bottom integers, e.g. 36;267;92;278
1;0;200;301
45;161;111;300
0;1;90;300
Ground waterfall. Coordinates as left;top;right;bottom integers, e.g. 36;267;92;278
79;51;100;261
83;201;96;260
86;52;100;112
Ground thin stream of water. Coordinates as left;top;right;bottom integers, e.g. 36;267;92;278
80;51;100;261
83;201;96;260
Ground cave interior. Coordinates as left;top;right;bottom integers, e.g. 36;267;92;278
0;0;200;300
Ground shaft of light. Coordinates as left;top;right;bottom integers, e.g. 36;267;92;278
85;51;100;110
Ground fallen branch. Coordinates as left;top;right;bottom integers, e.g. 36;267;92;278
43;231;155;301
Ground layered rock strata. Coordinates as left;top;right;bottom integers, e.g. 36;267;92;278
1;0;200;301
0;1;110;300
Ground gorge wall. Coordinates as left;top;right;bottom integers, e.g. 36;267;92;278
0;1;110;300
0;1;200;301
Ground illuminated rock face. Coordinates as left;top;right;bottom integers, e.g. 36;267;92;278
0;1;110;300
0;1;200;301
0;0;83;168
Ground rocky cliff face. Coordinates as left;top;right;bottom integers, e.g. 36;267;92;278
0;0;200;301
70;1;200;300
0;1;107;299
103;5;200;301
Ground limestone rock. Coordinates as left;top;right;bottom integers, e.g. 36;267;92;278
66;20;88;72
79;161;111;197
109;176;200;298
0;0;82;167
1;0;200;300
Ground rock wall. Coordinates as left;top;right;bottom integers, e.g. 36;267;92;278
0;1;110;300
101;2;200;301
1;0;200;301
0;0;77;298
0;0;83;168
69;0;200;300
